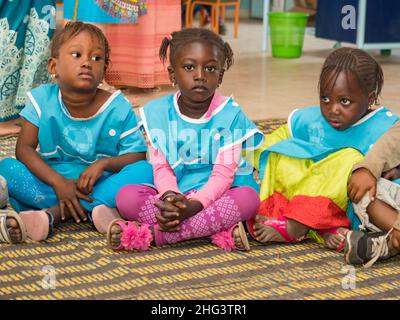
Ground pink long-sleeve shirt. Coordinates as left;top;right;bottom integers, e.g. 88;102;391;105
149;92;242;208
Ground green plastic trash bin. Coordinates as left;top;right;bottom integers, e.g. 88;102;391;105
268;12;309;58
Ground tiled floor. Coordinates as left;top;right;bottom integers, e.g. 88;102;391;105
122;19;400;120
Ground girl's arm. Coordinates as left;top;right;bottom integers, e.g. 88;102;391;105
16;120;91;221
76;152;146;195
149;145;181;197
96;152;146;173
190;143;242;209
16;120;67;188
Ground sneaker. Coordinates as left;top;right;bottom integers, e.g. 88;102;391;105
344;230;396;267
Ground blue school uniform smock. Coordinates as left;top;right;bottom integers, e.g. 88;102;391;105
0;83;153;212
256;106;399;230
140;93;264;195
259;106;399;180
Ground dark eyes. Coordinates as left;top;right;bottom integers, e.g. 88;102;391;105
184;64;195;71
71;52;102;61
320;96;352;106
183;64;217;72
341;98;351;105
321;96;330;103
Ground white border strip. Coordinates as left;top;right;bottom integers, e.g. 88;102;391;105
26;92;42;119
58;90;121;121
39;146;111;164
172;92;233;124
287;108;299;138
351;107;384;127
219;128;264;152
120;121;142;139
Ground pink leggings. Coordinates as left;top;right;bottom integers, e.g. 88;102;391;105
116;185;260;246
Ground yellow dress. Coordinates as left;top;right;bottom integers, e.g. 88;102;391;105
247;124;364;230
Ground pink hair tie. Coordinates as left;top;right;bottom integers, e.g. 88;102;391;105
166;34;172;41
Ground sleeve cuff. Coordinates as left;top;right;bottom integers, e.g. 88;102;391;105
352;161;384;179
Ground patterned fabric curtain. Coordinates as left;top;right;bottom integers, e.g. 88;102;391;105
94;0;147;23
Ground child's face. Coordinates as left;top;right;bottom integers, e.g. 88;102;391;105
320;70;370;131
169;41;224;103
49;30;106;92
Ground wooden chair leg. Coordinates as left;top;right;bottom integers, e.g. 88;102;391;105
214;5;219;34
221;6;225;23
234;2;239;38
211;5;216;31
185;0;192;28
189;1;196;27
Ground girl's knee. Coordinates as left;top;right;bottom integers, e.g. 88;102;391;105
122;160;154;184
231;186;260;220
0;158;20;176
116;184;156;220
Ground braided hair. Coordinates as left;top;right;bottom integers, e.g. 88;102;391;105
51;21;111;71
159;28;234;71
319;47;383;106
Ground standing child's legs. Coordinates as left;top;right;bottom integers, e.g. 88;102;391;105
108;185;260;251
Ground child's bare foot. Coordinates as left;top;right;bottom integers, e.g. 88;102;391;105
319;227;348;250
211;222;250;251
232;222;250;250
0;210;27;244
253;216;309;243
109;223;123;248
6;216;23;243
254;216;286;243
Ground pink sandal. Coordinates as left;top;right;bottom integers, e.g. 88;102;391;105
317;227;347;252
106;219;153;251
246;216;301;243
211;221;250;251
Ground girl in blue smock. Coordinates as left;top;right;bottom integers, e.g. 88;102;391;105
0;21;153;243
247;48;399;252
94;28;264;252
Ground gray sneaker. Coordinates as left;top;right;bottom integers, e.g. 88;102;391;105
344;230;396;267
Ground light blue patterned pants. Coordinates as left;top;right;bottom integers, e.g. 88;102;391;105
0;158;153;212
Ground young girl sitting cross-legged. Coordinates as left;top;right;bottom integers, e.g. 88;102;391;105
93;28;264;252
246;47;399;252
0;21;153;242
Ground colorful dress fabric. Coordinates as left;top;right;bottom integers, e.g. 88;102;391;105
64;0;180;88
0;0;56;121
140;92;264;194
251;106;399;230
63;0;146;23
